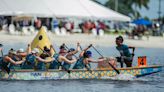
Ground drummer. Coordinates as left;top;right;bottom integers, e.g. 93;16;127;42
115;36;135;67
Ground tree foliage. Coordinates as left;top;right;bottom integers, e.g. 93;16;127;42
93;0;150;19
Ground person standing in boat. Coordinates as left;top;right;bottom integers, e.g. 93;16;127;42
73;44;106;70
115;36;135;67
62;43;81;70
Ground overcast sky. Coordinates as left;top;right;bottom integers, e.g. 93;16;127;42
96;0;164;19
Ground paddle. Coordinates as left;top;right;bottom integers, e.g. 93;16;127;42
131;47;135;62
37;46;51;57
77;44;93;73
91;45;120;74
63;43;78;58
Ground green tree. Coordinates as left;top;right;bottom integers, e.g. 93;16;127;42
94;0;150;19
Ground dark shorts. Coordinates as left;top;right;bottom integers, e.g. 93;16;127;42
116;57;132;67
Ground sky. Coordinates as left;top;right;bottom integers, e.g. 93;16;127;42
96;0;164;19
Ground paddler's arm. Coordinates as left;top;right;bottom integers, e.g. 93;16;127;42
26;44;31;54
50;45;55;57
88;58;106;63
6;56;25;65
67;42;81;55
36;56;55;63
59;56;77;64
17;52;27;57
79;44;92;57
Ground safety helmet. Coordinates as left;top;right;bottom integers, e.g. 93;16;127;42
84;50;92;57
32;48;40;54
68;48;75;52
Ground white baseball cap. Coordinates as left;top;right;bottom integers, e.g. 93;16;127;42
18;48;24;53
32;48;40;54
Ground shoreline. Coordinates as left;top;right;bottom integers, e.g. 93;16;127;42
0;32;164;49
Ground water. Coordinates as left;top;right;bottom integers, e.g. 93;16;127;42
0;43;164;92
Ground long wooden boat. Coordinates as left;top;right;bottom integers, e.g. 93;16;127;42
0;28;163;80
0;65;162;80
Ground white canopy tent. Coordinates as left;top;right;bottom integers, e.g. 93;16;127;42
0;0;11;15
0;0;53;17
0;0;131;21
43;0;92;18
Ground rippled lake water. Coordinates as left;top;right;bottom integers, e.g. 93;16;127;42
0;43;164;92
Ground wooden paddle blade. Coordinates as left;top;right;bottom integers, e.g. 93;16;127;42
108;62;120;74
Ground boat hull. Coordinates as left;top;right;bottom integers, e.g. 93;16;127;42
0;65;162;80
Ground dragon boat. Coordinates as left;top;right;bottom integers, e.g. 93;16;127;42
0;65;162;80
0;27;162;80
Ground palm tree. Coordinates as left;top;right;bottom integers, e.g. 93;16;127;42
101;0;150;19
133;0;149;18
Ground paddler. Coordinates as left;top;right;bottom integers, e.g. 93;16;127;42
16;48;28;59
8;48;25;69
62;42;81;70
22;44;55;69
37;46;53;70
73;44;106;70
115;36;135;67
34;44;77;69
1;49;25;73
47;52;77;69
